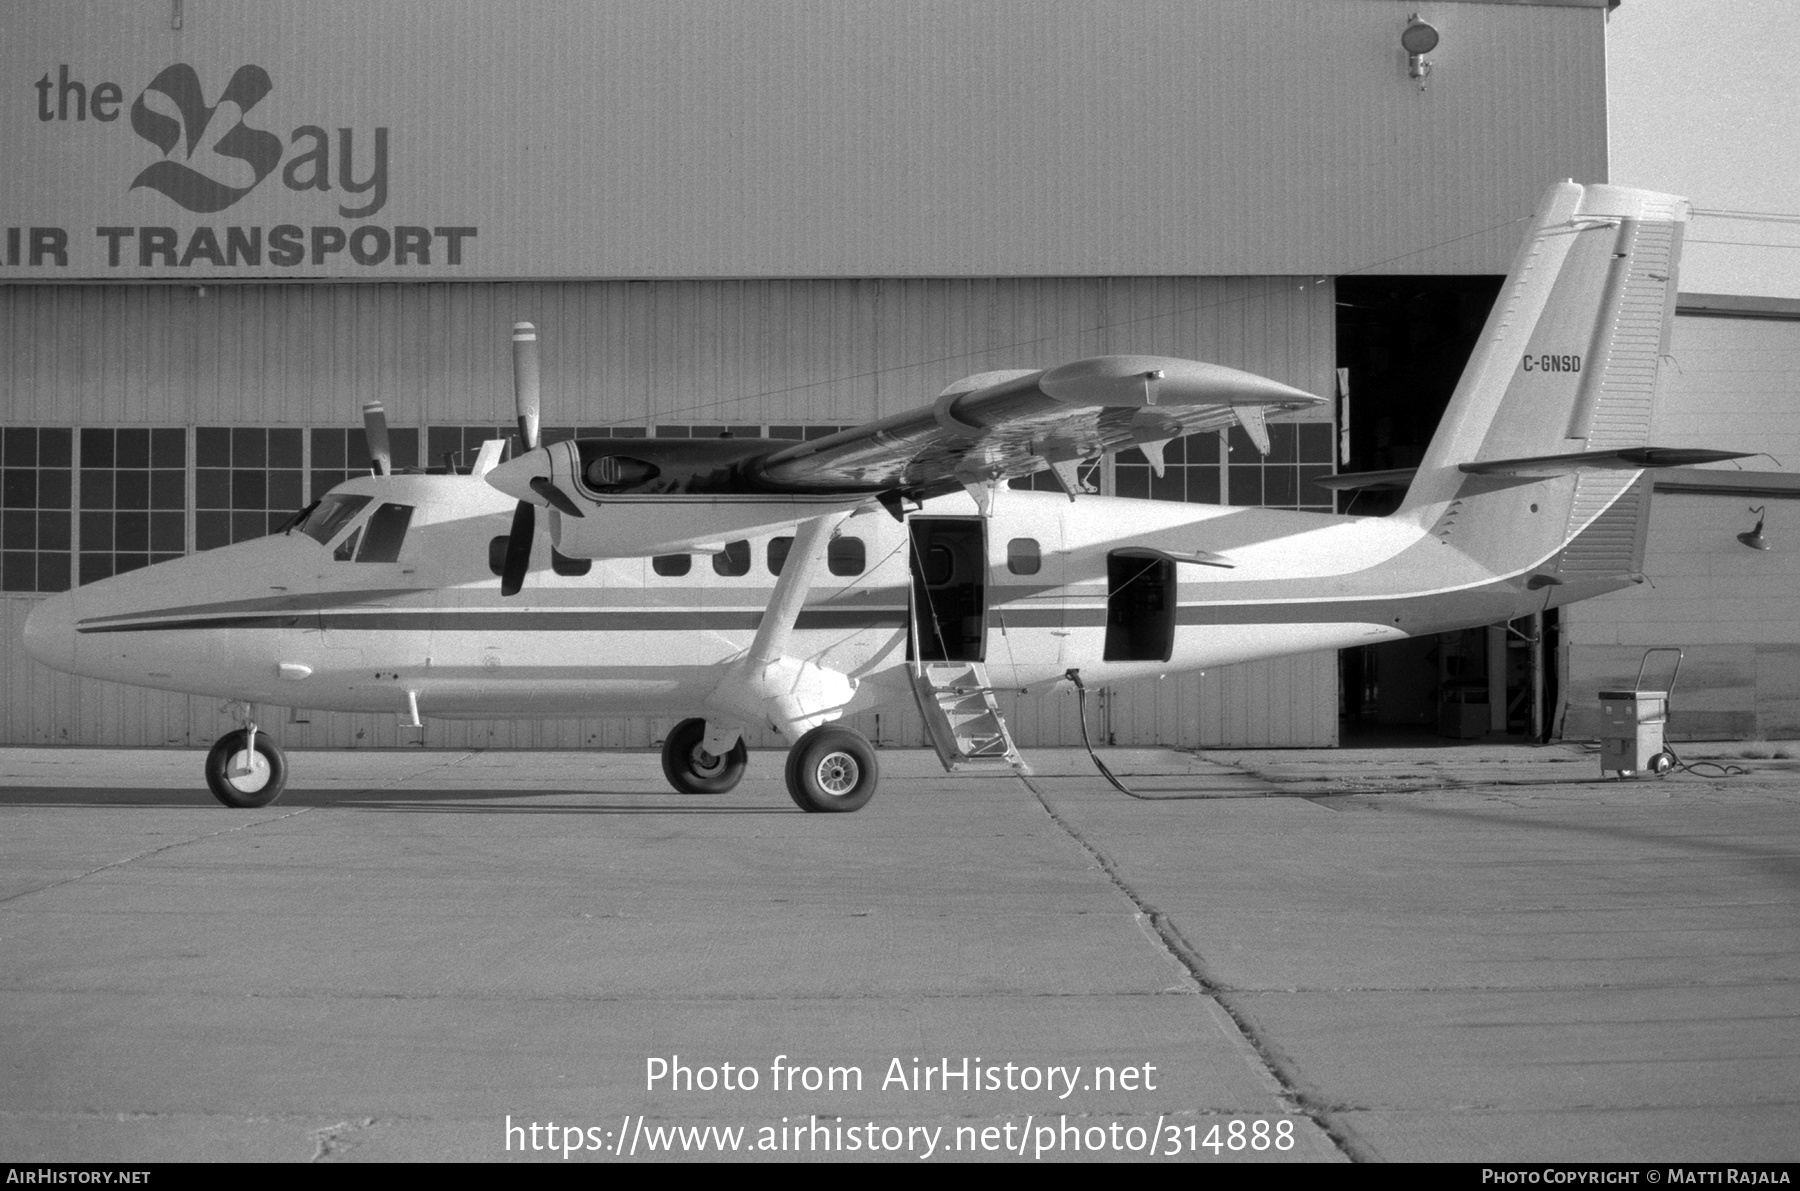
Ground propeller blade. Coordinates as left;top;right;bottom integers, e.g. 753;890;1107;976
530;475;585;519
512;322;541;454
361;400;392;476
499;500;535;597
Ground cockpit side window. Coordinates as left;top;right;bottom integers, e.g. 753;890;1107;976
298;494;372;546
355;502;414;563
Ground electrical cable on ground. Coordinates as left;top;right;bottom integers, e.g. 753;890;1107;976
1066;667;1759;798
1063;669;1250;801
1660;745;1748;778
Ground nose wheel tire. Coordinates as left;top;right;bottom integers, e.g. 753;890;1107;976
784;724;879;813
661;717;749;794
204;729;289;809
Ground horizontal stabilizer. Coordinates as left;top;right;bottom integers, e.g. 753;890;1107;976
1459;447;1752;476
1313;467;1418;492
1314;448;1752;494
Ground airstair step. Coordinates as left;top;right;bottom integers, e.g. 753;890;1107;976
909;658;1028;774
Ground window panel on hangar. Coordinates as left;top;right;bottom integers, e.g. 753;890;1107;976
7;417;1335;596
1;427;72;594
312;425;418;498
197;427;304;551
78;427;184;585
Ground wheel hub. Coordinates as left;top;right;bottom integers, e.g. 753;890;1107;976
227;750;271;793
815;751;860;795
689;746;725;777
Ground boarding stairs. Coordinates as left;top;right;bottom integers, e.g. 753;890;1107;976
908;660;1030;775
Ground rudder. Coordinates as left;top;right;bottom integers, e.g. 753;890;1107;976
1398;182;1689;581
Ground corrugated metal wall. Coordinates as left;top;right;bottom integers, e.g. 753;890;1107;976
1;275;1340;750
1562;307;1800;740
2;278;1333;426
1;1;1607;279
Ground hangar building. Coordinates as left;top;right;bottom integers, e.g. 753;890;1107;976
3;0;1794;750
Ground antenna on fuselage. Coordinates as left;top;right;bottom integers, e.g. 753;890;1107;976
362;400;392;477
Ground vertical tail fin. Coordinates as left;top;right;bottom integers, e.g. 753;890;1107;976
1398;182;1689;578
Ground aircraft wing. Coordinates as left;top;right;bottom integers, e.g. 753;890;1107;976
484;352;1323;557
751;354;1323;497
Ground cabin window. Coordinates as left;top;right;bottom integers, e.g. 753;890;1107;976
299;493;372;547
921;543;955;586
828;535;866;576
652;553;691;577
552;547;592;577
487;535;509;576
712;540;750;577
1007;537;1041;575
767;534;864;576
768;536;793;575
354;502;414;563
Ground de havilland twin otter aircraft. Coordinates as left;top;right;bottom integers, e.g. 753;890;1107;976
22;182;1746;812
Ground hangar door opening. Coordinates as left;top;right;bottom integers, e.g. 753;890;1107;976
1335;275;1557;743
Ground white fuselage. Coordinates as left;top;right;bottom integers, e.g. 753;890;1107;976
25;472;1572;725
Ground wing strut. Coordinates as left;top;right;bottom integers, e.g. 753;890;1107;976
704;511;859;744
746;512;848;667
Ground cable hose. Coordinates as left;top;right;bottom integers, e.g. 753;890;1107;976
1065;671;1753;797
1661;745;1748;778
1065;669;1145;798
1062;669;1243;802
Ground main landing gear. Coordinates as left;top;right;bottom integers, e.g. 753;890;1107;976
204;724;288;808
783;724;879;813
658;718;881;812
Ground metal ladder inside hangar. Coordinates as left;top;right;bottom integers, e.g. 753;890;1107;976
908;660;1030;775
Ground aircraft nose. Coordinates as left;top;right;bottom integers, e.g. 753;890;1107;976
22;588;78;673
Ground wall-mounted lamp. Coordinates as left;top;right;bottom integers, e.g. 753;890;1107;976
1403;15;1439;90
1738;506;1771;551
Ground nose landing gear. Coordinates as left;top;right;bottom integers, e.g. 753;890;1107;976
204;722;289;808
660;717;750;794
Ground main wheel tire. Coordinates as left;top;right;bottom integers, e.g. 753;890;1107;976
784;724;879;813
660;717;749;794
204;729;288;809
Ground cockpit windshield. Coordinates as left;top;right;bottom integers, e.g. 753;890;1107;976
296;494;372;546
355;502;414;562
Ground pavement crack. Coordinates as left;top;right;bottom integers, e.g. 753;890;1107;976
319;750;485;805
1020;771;1376;1163
0;805;313;906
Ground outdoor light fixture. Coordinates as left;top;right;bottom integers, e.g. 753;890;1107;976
1403;15;1439;90
1737;506;1771;551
